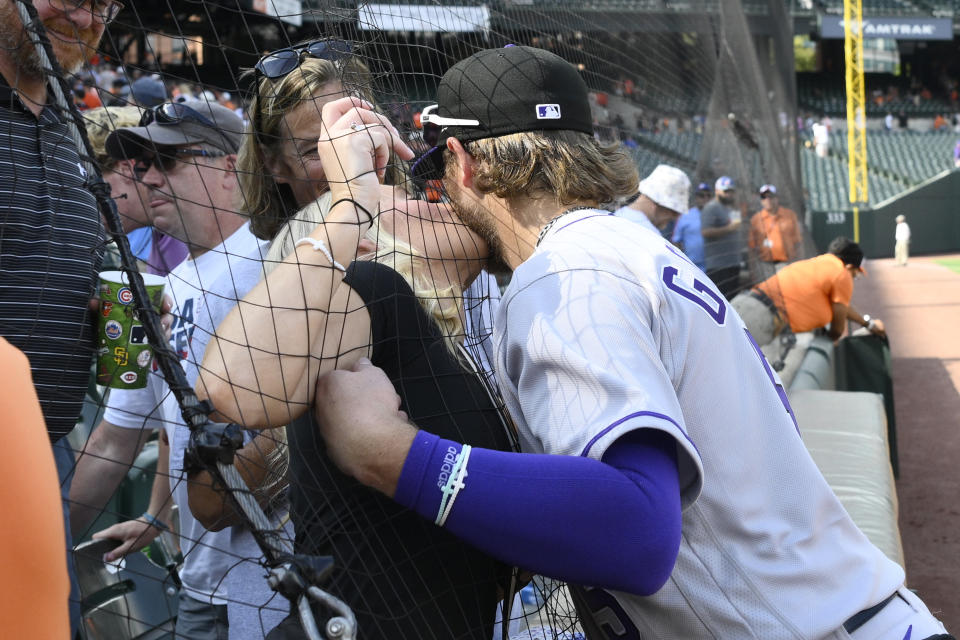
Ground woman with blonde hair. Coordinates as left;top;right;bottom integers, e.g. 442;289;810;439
190;42;512;639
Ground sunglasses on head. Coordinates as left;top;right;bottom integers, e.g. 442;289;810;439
418;103;480;146
140;102;218;130
255;39;354;80
133;148;226;176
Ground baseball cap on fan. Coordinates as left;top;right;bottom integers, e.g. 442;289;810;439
715;176;735;192
105;101;244;161
759;184;777;197
411;45;594;180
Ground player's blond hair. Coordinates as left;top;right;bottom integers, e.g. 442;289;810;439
444;129;639;206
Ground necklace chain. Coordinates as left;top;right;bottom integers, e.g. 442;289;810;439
536;206;598;247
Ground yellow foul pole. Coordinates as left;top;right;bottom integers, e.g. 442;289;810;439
844;0;867;242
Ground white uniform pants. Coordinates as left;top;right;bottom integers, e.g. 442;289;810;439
841;587;950;640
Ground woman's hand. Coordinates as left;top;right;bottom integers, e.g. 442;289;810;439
316;97;413;223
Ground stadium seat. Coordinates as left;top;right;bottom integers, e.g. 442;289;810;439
75;537;180;639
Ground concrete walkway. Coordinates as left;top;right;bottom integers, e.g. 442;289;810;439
852;254;960;630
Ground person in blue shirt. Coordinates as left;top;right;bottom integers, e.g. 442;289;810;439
671;181;710;271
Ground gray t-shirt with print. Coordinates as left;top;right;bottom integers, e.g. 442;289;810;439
701;198;742;270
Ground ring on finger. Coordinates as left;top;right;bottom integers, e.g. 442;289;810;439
350;121;363;132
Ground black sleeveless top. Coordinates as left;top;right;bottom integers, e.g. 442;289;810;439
285;261;512;639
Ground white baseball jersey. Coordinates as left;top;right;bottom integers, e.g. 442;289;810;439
104;223;273;607
494;209;903;638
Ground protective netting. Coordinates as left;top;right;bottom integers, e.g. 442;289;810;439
0;0;841;638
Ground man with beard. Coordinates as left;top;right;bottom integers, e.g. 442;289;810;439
305;46;952;640
701;175;744;298
0;1;121;635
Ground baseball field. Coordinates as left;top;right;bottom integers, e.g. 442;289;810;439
853;253;960;630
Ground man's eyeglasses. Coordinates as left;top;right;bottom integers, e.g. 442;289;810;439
255;39;354;79
51;0;125;23
140;103;218;130
133;148;225;176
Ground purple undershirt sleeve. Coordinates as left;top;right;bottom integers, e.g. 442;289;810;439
393;427;682;595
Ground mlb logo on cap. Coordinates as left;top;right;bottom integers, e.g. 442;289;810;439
537;104;562;120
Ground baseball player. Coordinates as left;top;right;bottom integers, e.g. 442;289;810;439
304;46;952;639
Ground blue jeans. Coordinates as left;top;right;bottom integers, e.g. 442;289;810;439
53;439;80;639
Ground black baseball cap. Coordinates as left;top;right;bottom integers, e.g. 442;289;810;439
411;45;594;180
827;236;867;273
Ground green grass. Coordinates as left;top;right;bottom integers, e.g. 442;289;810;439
935;258;960;274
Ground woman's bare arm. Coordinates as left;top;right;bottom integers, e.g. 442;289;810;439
199;97;412;428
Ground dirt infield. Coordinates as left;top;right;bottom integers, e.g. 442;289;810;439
851;254;960;631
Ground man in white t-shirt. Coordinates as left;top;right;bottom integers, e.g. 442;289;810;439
69;101;280;639
813;119;830;158
305;46;951;640
895;214;911;266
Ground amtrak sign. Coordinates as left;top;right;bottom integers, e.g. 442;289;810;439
821;16;953;40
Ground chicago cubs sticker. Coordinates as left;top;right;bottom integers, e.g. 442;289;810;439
104;320;123;340
118;287;134;304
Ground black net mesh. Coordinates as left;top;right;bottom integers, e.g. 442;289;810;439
0;0;837;638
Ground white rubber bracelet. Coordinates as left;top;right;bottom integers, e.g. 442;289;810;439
437;445;471;528
294;237;346;273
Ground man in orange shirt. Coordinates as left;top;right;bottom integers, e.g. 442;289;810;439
748;184;802;281
732;237;886;346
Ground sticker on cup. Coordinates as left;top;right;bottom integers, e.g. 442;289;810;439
105;320;123;340
130;325;147;345
97;270;166;390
